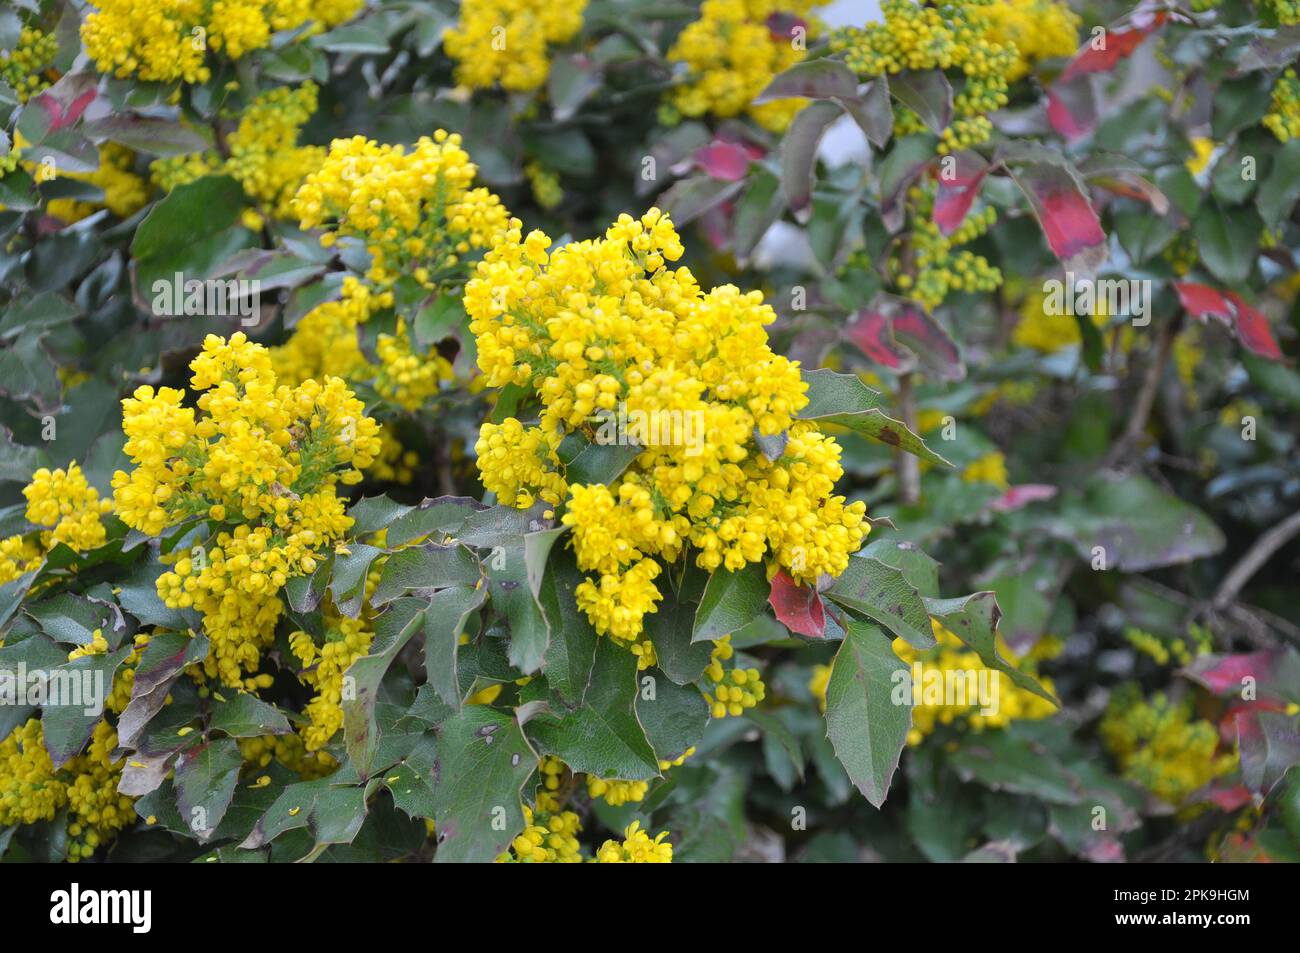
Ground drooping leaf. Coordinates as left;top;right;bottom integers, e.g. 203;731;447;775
823;622;911;807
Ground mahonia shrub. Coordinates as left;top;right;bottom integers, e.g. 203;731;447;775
0;0;1298;868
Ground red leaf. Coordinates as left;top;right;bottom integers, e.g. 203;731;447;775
891;303;964;381
35;85;98;134
1048;14;1164;140
766;12;807;43
768;570;826;638
1224;292;1283;361
695;140;756;182
1008;159;1106;275
1174;282;1284;361
846;308;912;371
1207;784;1253;812
933;151;989;236
1060;15;1166;82
1173;281;1234;320
1046;83;1098;142
1187;651;1277;696
988;484;1058;512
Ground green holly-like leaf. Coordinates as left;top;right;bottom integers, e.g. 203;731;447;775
423;584;487;710
341;598;427;779
924;592;1057;705
431;706;537;864
525;638;659;781
798;369;952;466
693;561;768;643
174;736;244;843
824;622;911;808
824;554;937;650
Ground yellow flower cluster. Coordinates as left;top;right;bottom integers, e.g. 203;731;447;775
665;0;818;133
0;462;115;586
980;0;1079;82
889;620;1057;745
240;731;337;780
1010;285;1106;353
1124;625;1212;668
895;186;1001;310
1;26;58;102
497;805;585;862
82;0;361;84
151;83;323;224
46;144;150;224
525;161;563;211
1099;685;1237;805
961;451;1008;489
594;820;673;863
443;0;586;93
586;775;649;806
272;279;452;441
293;131;512;289
112;333;381;686
702;635;766;718
0;650;143;861
1264;68;1300;142
290;612;374;750
469;210;868;657
1260;0;1300;25
832;0;1015;152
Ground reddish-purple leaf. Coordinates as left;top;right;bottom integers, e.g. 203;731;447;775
757;58;860;103
779;100;842;222
769;570;826;638
846;307;913;371
30;73;100;137
1059;14;1166;82
1183;651;1278;696
1224;292;1284;361
933;151;989;235
1173;281;1233;320
892;303;964;381
1174;282;1284;361
1006;157;1106;277
988;484;1058;513
766;12;807;43
887;69;953;135
1046;81;1098;142
1048;14;1165;140
695;140;757;182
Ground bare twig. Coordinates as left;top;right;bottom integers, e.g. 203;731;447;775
1104;314;1183;468
1212;509;1300;612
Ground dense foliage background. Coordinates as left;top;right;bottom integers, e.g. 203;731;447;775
1;0;1299;863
